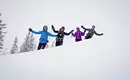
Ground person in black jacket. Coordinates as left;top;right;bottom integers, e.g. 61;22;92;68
51;25;74;46
81;25;103;39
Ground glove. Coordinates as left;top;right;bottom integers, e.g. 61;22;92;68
101;33;104;35
29;28;33;32
100;33;104;36
71;30;74;33
81;25;84;28
46;40;49;43
51;25;54;29
81;25;87;30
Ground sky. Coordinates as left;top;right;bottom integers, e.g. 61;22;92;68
0;0;130;52
0;0;130;79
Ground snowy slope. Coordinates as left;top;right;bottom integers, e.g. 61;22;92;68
0;39;130;80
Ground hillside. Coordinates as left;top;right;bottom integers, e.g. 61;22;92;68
0;39;129;80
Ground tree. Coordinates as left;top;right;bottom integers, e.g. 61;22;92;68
0;13;7;53
10;37;18;54
20;33;36;53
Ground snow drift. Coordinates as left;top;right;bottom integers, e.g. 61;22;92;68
0;39;129;80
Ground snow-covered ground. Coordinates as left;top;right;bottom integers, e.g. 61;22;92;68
0;0;130;80
0;39;129;80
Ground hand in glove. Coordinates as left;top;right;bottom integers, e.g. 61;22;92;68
81;25;86;30
101;33;104;35
29;28;32;31
71;30;74;33
81;25;84;28
51;25;54;29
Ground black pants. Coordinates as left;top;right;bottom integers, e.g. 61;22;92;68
37;43;47;50
75;39;82;42
56;41;63;46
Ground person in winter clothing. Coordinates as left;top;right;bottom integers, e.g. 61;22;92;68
51;25;74;46
29;25;56;50
72;27;86;42
81;25;103;39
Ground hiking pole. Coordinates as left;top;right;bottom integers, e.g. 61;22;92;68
51;39;56;47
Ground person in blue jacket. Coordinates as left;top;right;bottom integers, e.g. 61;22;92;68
29;25;56;50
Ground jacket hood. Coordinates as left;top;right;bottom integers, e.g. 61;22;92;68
43;25;48;31
76;27;80;31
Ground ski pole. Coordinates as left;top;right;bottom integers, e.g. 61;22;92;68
51;40;56;47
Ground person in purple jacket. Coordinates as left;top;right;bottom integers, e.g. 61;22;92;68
72;27;86;42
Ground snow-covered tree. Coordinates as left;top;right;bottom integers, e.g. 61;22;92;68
0;13;7;53
10;37;18;54
20;33;36;53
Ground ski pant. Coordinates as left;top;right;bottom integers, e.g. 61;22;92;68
56;41;63;46
75;39;82;42
37;43;47;50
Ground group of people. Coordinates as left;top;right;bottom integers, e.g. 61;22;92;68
29;25;103;50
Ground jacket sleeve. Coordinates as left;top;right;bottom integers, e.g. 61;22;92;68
52;25;58;33
72;32;76;37
94;30;103;36
81;26;90;31
47;31;57;37
81;29;87;36
64;30;74;35
32;30;43;34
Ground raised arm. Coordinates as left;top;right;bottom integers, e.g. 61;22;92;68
72;32;76;37
32;30;43;34
51;25;58;33
81;29;87;36
64;30;74;35
47;31;57;37
94;30;103;36
29;28;43;34
81;25;90;31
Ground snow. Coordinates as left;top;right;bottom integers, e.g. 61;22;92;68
0;0;130;80
0;39;129;80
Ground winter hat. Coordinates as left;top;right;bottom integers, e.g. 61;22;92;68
61;26;65;29
92;25;95;29
76;27;80;30
43;25;48;30
92;25;95;27
60;26;65;30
